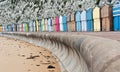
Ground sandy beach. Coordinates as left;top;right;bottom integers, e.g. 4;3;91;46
0;36;61;72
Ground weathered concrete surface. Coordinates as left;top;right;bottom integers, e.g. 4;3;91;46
1;32;120;72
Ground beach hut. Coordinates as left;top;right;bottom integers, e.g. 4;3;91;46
25;22;29;32
24;22;29;32
11;24;17;32
36;20;39;32
55;16;60;32
17;24;21;32
14;24;17;32
33;20;36;32
2;25;6;32
18;24;20;32
18;24;21;32
19;24;21;32
7;24;11;32
5;25;7;32
0;25;2;32
52;17;56;32
59;15;63;32
39;19;42;32
87;8;93;31
11;24;14;32
45;18;48;32
2;25;4;32
75;11;81;32
29;20;33;32
6;25;8;32
29;21;31;32
21;23;24;32
48;18;52;32
67;15;71;32
42;19;45;32
4;25;6;32
17;24;19;32
81;10;87;31
50;18;53;32
63;15;68;32
101;4;113;31
23;22;29;32
16;24;18;32
71;12;76;31
93;6;101;31
23;23;26;32
113;2;120;31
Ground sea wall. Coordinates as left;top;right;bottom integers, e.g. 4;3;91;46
2;32;120;72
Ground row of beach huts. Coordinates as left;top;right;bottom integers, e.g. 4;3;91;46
1;2;120;32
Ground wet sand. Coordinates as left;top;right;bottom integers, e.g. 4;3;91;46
0;36;61;72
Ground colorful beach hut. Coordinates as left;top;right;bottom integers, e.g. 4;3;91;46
39;19;42;32
33;20;36;32
67;15;71;32
36;20;39;32
2;25;4;32
26;22;29;32
21;23;24;32
87;8;93;31
29;20;33;32
48;18;52;32
12;24;17;32
71;12;76;31
6;24;11;32
75;11;81;32
52;17;56;32
42;18;45;32
59;15;63;32
0;25;2;32
93;6;101;31
113;2;120;31
101;4;113;31
11;24;14;32
23;22;29;32
44;18;48;32
63;15;68;32
18;24;21;32
81;10;87;31
55;16;60;32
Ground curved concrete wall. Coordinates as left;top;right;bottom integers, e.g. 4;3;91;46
2;32;120;72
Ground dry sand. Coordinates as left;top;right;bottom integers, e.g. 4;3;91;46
0;36;61;72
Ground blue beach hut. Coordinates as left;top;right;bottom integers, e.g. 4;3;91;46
12;24;14;32
87;8;93;31
39;19;42;32
75;11;81;32
113;2;120;31
63;15;68;32
48;18;52;32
